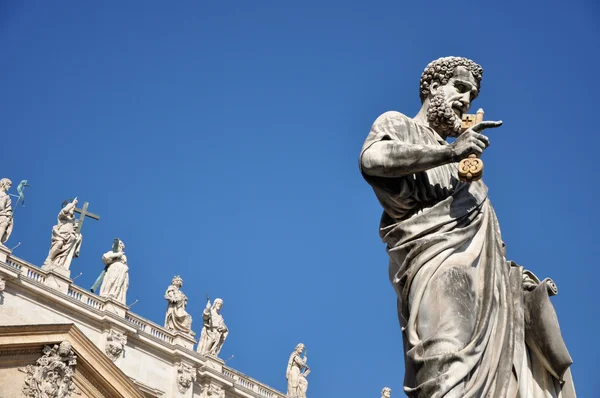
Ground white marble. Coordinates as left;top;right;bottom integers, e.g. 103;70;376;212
105;329;127;362
176;362;195;394
381;387;391;398
197;298;228;357
360;56;575;397
20;341;78;397
0;178;13;245
286;343;309;398
42;198;82;272
99;240;129;304
164;276;193;334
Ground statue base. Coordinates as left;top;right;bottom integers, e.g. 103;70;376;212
0;244;11;264
173;331;197;350
41;263;71;279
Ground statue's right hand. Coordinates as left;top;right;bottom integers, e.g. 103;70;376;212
450;120;501;160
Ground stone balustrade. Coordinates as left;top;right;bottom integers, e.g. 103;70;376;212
0;252;286;398
222;365;286;398
67;284;105;310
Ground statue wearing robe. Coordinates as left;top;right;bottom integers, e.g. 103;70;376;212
0;178;13;245
99;240;129;304
286;344;309;398
42;198;82;270
360;57;576;397
197;298;228;357
164;276;193;333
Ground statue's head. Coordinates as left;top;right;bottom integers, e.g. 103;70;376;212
58;341;73;357
213;298;223;311
172;275;183;288
381;387;392;398
295;343;305;353
118;240;125;252
420;56;483;137
0;178;11;193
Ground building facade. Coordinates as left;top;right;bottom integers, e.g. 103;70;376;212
0;245;286;398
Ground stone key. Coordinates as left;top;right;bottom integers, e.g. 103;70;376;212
458;108;485;182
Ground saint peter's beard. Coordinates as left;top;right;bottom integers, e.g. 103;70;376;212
426;92;464;137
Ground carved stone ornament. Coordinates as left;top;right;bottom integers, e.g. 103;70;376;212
176;363;196;394
0;275;5;291
19;340;78;398
200;383;225;398
105;330;127;362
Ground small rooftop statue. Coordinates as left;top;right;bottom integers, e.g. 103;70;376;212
197;295;228;357
93;239;129;304
42;198;82;272
380;387;391;398
164;275;193;334
359;56;576;397
0;178;14;246
286;343;309;398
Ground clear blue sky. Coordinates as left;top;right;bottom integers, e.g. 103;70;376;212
1;1;598;396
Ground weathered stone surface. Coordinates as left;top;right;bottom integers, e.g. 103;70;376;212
42;198;82;273
286;343;309;398
0;178;13;245
164;275;193;334
175;362;195;394
19;341;78;398
99;240;129;304
197;298;228;357
105;330;126;362
359;56;575;397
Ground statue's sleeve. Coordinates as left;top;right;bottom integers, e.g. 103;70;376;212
359;111;412;172
101;251;114;266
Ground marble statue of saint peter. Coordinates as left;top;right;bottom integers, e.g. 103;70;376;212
360;57;576;397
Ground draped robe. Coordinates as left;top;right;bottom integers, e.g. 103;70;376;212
360;111;576;397
164;285;192;333
99;251;129;304
0;191;13;244
197;306;228;356
286;352;307;398
42;206;81;269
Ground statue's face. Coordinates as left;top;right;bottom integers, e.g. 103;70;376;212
215;300;223;310
297;344;305;353
58;341;72;356
382;388;391;398
427;66;479;137
0;180;10;192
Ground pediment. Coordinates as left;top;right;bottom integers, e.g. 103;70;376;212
0;323;144;398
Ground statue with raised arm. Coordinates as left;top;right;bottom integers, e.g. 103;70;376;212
197;297;228;357
98;239;129;304
286;343;309;398
42;198;82;271
0;178;13;246
164;275;193;333
359;56;576;397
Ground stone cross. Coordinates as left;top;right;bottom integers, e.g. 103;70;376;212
62;199;100;234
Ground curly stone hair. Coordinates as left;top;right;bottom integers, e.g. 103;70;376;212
419;56;483;103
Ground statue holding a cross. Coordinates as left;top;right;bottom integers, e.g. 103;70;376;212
42;198;99;274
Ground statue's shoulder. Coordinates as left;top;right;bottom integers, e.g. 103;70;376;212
371;111;415;133
373;110;412;124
